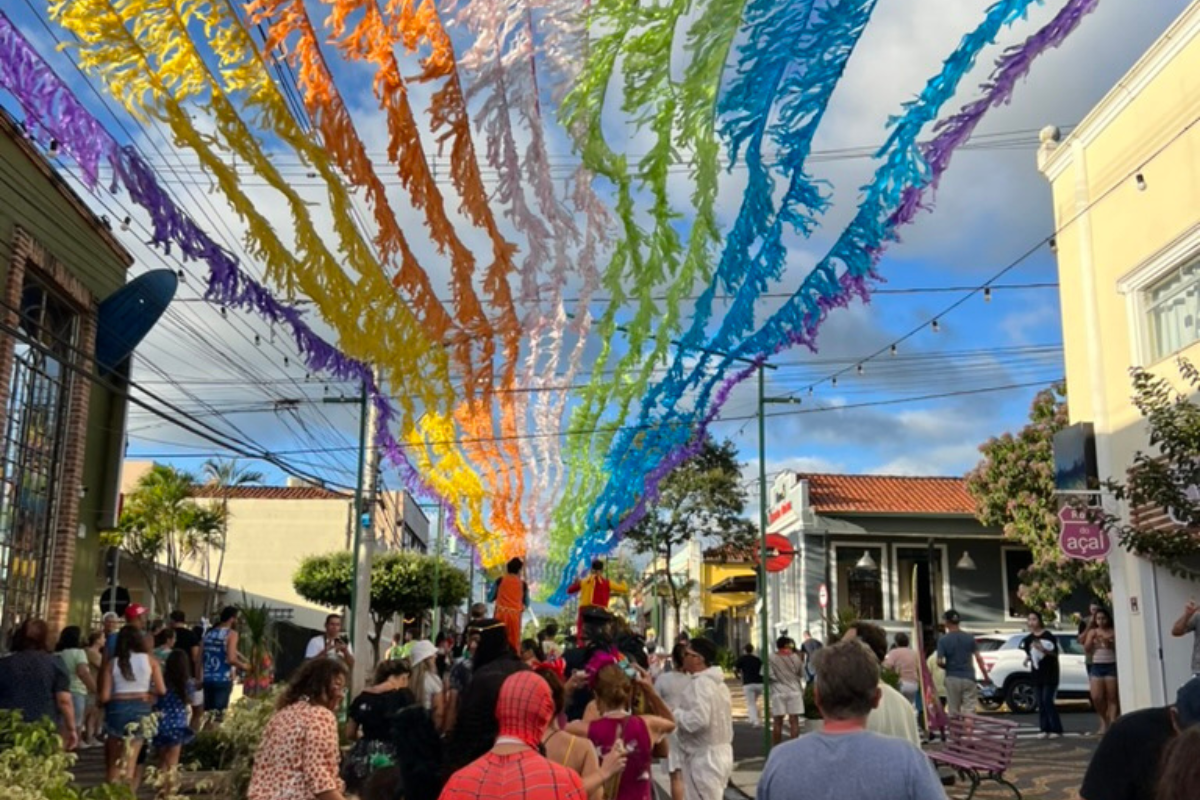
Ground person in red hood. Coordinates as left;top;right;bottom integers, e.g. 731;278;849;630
438;671;586;800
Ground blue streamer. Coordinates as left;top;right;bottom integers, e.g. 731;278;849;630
555;0;1046;601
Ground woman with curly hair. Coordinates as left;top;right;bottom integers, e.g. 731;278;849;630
248;658;348;800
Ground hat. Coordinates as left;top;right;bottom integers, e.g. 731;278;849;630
943;609;962;624
408;639;437;666
1176;677;1200;729
124;603;148;621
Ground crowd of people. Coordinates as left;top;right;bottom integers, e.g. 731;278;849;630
3;583;1200;800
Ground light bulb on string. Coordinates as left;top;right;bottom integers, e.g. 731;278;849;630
856;364;864;375
47;139;59;158
120;216;131;232
283;356;290;367
831;376;838;388
1135;173;1147;191
983;287;992;302
175;270;186;284
254;334;261;346
1049;237;1057;253
931;318;940;333
890;344;898;357
220;306;227;318
807;387;814;396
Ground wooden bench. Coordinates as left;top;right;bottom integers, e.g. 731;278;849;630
927;713;1021;800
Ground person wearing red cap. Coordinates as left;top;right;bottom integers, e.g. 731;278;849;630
438;672;586;800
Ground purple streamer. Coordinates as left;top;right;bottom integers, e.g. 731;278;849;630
0;11;465;540
611;0;1099;540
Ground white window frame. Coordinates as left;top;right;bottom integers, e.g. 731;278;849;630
1118;223;1200;365
830;541;891;621
889;543;950;623
1000;546;1036;621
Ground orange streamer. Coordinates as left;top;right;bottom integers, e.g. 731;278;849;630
326;0;527;548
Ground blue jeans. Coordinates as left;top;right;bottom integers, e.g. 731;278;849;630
1037;680;1063;734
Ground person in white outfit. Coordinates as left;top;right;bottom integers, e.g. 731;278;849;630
653;644;692;800
674;637;734;800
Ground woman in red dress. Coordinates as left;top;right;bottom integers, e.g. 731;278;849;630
487;558;529;654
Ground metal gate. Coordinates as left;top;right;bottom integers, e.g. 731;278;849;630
0;278;78;644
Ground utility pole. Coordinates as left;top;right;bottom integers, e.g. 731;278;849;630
431;503;445;637
325;380;378;693
758;366;803;756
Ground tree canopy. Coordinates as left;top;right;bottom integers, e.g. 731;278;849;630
1103;360;1200;578
622;437;755;630
294;550;471;658
965;386;1109;616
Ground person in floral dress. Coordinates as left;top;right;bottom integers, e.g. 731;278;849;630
248;659;349;800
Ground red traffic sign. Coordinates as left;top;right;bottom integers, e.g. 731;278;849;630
756;533;796;573
818;583;829;609
1058;506;1111;561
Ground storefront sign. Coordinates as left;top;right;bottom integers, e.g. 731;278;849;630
768;501;792;525
1058;506;1111;561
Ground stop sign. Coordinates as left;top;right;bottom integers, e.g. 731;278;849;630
1058;506;1111;561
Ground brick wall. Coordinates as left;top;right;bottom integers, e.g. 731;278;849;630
1;227;98;634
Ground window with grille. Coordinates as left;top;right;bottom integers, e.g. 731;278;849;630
0;273;79;642
1145;258;1200;362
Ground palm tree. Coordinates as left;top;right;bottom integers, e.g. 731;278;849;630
202;458;263;616
121;464;200;612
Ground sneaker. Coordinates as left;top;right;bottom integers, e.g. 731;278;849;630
1037;732;1050;739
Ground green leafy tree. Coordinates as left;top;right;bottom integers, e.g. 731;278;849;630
293;550;470;662
202;459;263;615
119;464;225;612
622;437;756;634
965;386;1109;616
1102;360;1200;579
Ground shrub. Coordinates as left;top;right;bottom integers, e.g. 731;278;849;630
0;710;133;799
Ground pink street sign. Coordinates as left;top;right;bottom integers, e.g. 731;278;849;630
1058;506;1112;561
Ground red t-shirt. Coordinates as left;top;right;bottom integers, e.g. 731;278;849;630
439;750;586;800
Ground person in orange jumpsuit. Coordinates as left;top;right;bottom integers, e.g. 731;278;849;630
566;559;627;645
488;557;529;653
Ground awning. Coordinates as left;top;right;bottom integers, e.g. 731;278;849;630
709;574;758;594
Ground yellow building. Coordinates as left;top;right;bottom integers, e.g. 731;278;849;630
1038;2;1200;710
118;461;430;630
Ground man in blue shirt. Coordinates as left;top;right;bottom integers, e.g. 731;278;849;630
935;609;990;715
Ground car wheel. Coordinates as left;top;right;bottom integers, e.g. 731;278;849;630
1006;677;1037;714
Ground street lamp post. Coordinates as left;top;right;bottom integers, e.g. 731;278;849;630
757;366;803;756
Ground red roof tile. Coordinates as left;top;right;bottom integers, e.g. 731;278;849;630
189;485;349;501
801;474;976;516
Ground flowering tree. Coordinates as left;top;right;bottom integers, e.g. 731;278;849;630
1102;360;1200;579
965;386;1109;616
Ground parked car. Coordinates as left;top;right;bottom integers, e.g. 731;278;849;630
973;632;1090;713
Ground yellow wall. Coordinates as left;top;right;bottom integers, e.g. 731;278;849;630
1040;2;1200;710
701;559;756;616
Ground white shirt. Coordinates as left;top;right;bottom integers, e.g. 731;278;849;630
110;653;153;695
305;635;354;660
420;673;443;710
654;669;691;711
675;666;734;754
866;681;921;746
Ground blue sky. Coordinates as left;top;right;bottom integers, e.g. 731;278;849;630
1;0;1191;531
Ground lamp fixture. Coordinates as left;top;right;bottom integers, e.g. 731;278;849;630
120;216;131;232
855;550;878;571
890;344;898;357
1135;173;1147;191
856;363;864;375
956;551;977;571
983;287;992;302
931;318;941;333
831;376;838;387
175;269;186;283
1048;236;1057;253
48;139;60;158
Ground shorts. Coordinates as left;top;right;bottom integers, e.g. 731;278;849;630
70;693;87;729
1089;663;1117;678
945;676;978;715
770;689;804;717
204;682;234;713
104;699;153;740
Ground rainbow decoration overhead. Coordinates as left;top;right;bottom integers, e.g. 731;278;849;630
0;0;1099;595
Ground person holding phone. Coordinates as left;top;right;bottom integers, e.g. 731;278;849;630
1171;599;1200;677
306;614;356;669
